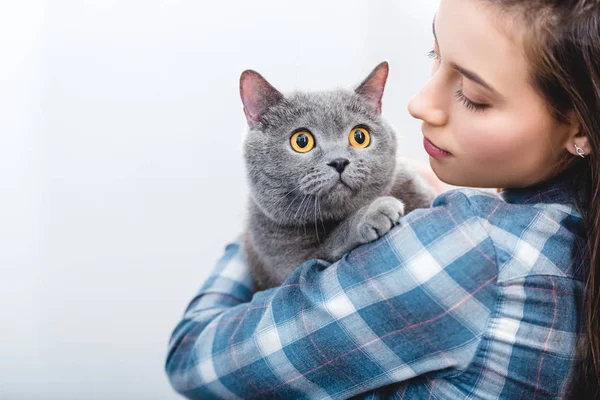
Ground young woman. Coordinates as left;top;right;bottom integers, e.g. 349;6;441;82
166;0;599;398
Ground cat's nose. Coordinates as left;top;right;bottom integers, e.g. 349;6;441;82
327;158;350;173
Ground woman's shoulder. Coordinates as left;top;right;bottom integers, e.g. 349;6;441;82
420;187;586;283
426;186;582;229
432;187;503;214
402;187;504;228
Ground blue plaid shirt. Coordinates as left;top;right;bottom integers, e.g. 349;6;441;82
166;168;587;399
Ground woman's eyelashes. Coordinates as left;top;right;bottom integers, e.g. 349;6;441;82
428;49;441;64
455;89;489;112
428;48;490;113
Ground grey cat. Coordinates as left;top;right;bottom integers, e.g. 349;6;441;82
240;62;436;291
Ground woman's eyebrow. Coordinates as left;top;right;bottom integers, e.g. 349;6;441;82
432;16;499;95
452;63;497;93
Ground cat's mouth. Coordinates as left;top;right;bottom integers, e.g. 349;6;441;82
331;176;354;192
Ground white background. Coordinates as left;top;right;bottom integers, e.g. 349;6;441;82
0;1;438;399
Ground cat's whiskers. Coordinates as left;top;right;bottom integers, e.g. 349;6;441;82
314;190;327;244
293;195;310;234
317;191;326;233
300;172;327;196
300;194;315;235
313;195;320;243
269;182;303;208
272;190;304;239
281;182;304;199
265;181;304;221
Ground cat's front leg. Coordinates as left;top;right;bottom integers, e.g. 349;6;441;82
319;196;405;261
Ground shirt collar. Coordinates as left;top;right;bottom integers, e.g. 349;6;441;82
499;166;582;207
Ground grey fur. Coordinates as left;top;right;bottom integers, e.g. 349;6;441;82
240;63;436;290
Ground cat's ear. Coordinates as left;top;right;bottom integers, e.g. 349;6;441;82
355;61;389;114
240;70;283;127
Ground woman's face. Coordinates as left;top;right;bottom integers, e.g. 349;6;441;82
407;0;578;189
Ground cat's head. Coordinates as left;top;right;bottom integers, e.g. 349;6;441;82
241;62;397;224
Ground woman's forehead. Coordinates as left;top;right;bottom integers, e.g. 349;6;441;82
436;0;531;98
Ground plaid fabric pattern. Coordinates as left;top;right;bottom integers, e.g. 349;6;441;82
166;169;587;399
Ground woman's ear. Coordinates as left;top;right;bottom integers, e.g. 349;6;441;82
567;135;591;157
563;112;591;157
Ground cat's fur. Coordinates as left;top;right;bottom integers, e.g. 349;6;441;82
240;62;436;291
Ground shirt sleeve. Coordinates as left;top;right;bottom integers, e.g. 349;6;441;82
165;190;499;400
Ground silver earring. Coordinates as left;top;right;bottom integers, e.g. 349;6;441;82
574;143;586;158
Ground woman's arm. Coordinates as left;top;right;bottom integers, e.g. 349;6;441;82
165;190;498;400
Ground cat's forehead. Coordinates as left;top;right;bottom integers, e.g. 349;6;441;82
262;89;379;132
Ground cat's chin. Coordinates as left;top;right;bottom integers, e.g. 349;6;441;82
325;176;356;192
334;179;354;191
323;180;353;196
320;182;356;207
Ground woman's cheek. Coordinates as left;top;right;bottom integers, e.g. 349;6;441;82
454;117;525;162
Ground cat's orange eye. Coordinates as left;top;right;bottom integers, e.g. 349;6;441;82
290;131;315;153
349;127;370;148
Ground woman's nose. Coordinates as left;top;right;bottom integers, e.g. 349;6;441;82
407;80;448;126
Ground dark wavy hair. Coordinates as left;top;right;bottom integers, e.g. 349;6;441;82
485;0;600;398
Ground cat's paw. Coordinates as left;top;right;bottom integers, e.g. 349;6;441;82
356;196;405;243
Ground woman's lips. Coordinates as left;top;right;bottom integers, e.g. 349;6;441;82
423;137;452;158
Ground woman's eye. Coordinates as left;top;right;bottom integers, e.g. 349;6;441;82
428;49;441;64
290;131;315;153
455;89;489;112
349;127;371;148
